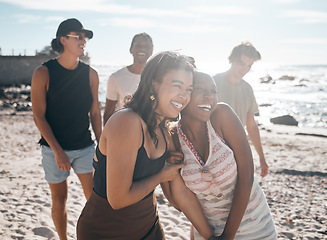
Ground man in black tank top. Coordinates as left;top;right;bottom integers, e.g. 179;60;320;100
31;18;102;240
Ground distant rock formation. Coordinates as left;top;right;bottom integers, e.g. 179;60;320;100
260;75;275;84
279;75;295;81
270;115;298;126
259;103;272;107
0;85;32;113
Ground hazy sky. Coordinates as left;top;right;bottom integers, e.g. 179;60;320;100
1;0;326;73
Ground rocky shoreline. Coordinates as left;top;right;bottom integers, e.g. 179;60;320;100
0;84;32;113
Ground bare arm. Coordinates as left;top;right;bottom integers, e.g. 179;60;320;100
160;182;180;211
103;111;184;209
103;99;117;126
211;104;254;239
246;113;268;178
89;67;102;143
170;174;214;239
160;132;185;211
162;129;214;239
31;66;70;171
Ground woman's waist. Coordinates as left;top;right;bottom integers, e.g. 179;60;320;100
89;190;157;217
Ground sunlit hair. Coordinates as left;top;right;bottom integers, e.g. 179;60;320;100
130;32;153;49
126;51;194;146
51;37;64;54
228;41;261;63
182;55;196;68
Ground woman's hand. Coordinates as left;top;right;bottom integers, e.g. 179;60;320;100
166;150;184;164
160;160;185;182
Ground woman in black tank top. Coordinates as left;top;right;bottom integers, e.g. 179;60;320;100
77;51;194;240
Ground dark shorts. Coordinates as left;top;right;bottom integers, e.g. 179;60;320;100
77;191;165;240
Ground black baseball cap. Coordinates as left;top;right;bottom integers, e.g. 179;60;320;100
56;18;93;39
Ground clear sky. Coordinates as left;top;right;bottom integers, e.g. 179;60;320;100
0;0;326;73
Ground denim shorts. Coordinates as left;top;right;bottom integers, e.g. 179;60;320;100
41;144;95;184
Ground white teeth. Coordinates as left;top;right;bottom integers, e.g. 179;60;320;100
198;104;212;111
138;52;145;56
171;101;183;109
198;104;211;109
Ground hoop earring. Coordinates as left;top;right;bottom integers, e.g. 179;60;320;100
150;95;155;101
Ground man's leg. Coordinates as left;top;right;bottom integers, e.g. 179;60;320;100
76;172;93;200
73;144;95;200
48;180;68;240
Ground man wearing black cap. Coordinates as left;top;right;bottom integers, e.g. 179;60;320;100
31;18;102;240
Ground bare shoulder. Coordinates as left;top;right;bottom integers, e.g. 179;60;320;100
89;66;99;83
89;66;98;76
109;108;141;122
210;103;240;135
104;109;142;135
101;109;143;150
32;65;48;79
31;65;49;87
211;103;234;120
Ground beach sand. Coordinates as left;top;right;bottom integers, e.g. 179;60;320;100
0;105;327;239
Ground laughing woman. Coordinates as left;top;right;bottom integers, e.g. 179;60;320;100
76;52;194;240
168;72;277;239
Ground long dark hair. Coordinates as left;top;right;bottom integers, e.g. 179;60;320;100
126;51;194;146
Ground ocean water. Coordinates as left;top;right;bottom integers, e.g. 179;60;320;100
245;65;327;129
94;64;327;129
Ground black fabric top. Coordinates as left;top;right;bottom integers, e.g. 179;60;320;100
39;59;94;150
93;126;167;199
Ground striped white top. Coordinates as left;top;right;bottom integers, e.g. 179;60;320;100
178;120;277;239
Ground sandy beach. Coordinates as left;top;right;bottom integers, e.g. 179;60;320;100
0;92;327;239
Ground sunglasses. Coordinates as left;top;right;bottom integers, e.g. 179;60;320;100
66;34;89;41
158;51;180;63
201;166;223;199
157;51;195;66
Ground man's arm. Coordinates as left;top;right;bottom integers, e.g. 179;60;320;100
89;67;102;143
31;66;71;171
103;99;117;126
246;113;268;178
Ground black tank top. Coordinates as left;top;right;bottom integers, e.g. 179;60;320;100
39;59;94;150
93;125;167;199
